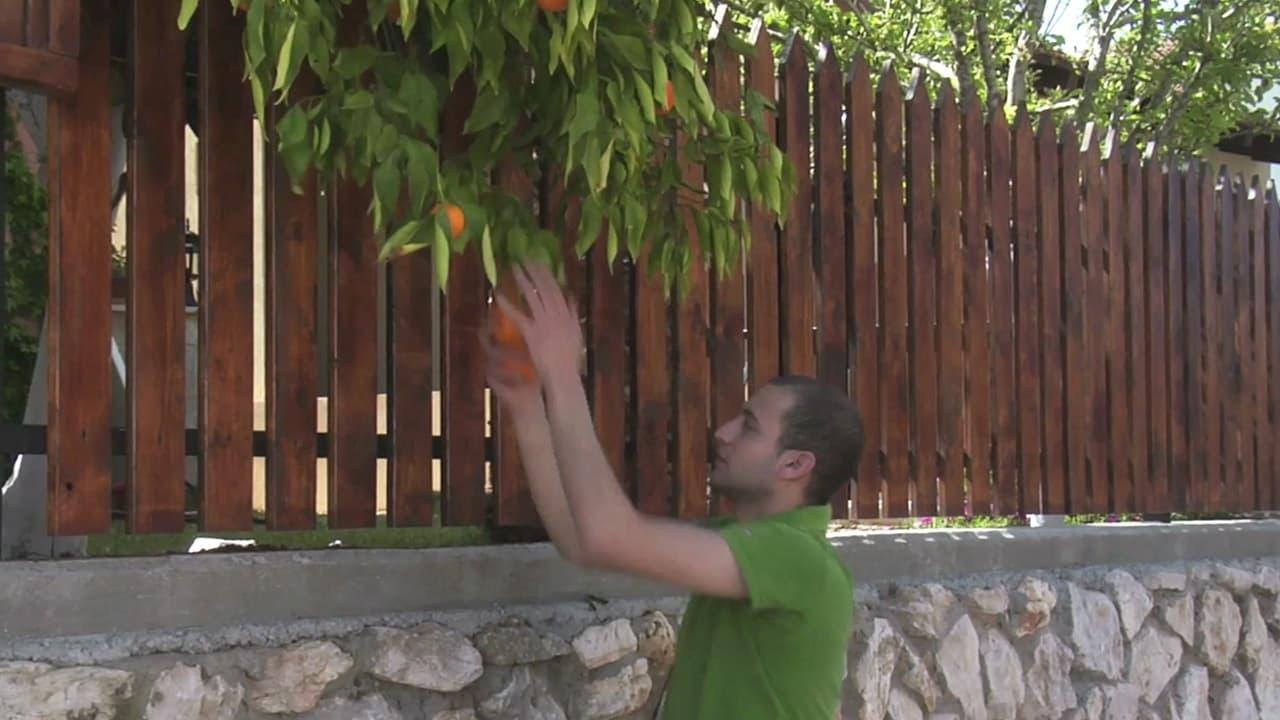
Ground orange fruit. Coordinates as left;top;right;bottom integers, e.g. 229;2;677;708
433;202;465;239
385;2;401;22
537;0;569;12
490;301;536;382
235;0;250;12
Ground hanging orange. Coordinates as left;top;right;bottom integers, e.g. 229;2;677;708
490;301;536;383
432;202;465;239
537;0;569;12
657;81;675;116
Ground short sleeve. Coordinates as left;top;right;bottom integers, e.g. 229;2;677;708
718;520;829;613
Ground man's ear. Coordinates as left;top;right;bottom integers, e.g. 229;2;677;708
777;449;816;481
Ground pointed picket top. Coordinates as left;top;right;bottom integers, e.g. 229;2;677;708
1080;121;1103;157
816;42;842;89
905;66;931;105
780;28;809;72
936;79;957;113
706;2;731;44
877;62;904;109
1033;110;1054;152
1059;119;1078;150
1268;178;1277;203
847;54;871;93
987;100;1010;137
1011;104;1033;139
747;15;770;51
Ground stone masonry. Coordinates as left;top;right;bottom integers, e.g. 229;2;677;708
1;558;1276;719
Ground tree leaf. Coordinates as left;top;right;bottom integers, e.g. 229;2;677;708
178;0;199;30
273;22;299;92
481;225;497;286
434;222;451;289
465;89;506;135
651;49;669;107
379;219;423;261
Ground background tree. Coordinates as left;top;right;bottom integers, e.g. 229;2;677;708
748;0;1280;155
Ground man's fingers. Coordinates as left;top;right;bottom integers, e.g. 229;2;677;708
493;294;534;335
510;266;544;316
521;260;570;317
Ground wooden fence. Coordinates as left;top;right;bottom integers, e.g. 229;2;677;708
24;3;1280;537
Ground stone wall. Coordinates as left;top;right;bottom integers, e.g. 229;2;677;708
2;555;1276;720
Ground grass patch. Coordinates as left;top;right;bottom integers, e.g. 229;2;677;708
87;515;490;558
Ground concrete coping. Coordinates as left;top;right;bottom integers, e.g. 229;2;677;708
1;519;1277;653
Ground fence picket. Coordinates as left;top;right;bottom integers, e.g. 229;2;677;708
935;83;965;517
906;73;938;516
961;96;992;517
779;35;816;377
848;57;880;518
987;111;1017;515
876;67;909;517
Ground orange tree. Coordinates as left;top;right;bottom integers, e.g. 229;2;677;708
179;0;794;293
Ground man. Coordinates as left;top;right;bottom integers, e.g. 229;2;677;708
484;262;863;719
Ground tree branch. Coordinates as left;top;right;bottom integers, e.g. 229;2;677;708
972;0;1002;108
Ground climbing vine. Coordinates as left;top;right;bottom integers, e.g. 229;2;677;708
178;0;793;294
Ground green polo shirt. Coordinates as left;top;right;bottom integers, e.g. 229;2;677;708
659;505;853;719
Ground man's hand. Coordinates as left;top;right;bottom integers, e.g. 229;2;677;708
492;263;584;386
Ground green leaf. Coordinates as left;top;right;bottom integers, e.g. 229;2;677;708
178;0;199;30
481;225;497;286
581;0;597;28
434;222;451;289
578;200;604;255
380;220;423;261
464;89;506;135
273;22;298;92
633;74;656;123
476;26;507;91
406;141;437;215
651;49;669;107
500;2;536;51
249;73;266;125
373;158;402;227
606;220;619;266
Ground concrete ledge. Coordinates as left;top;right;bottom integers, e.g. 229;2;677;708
2;520;1278;648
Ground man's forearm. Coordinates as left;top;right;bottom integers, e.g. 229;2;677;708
507;400;584;561
540;369;637;559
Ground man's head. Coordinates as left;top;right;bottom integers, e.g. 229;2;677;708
709;375;864;508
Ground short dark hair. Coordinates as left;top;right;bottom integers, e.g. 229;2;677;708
768;375;865;505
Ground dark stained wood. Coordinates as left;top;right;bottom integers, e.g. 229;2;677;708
1036;114;1065;514
590;241;630;499
746;22;780;391
1218;174;1237;511
1081;131;1110;513
326;176;378;529
709;38;747;515
265;79;320;531
1183;164;1206;511
675;125;710;520
848;56;880;518
987;111;1017;515
444;249;489;526
0;4;25;44
198;0;255;531
876;67;909;518
1011;110;1041;516
1124;146;1150;510
905;73;937;516
1200;164;1220;511
26;0;49;50
47;0;79;56
1166;162;1188;512
493;160;540;528
1247;177;1265;510
0;41;77;95
935;83;965;517
46;0;111;536
126;0;187;533
1059;124;1087;514
1266;189;1280;509
1104;141;1131;512
634;245;672;516
387;250;434;527
325;2;377;529
961;96;991;516
778;35;816;377
814;49;848;514
1232;176;1250;510
1144;151;1170;513
1208;168;1229;511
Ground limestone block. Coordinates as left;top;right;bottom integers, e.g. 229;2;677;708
367;624;484;692
572;619;638;670
247;640;353;714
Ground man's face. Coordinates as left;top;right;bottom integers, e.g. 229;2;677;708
709;385;796;500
